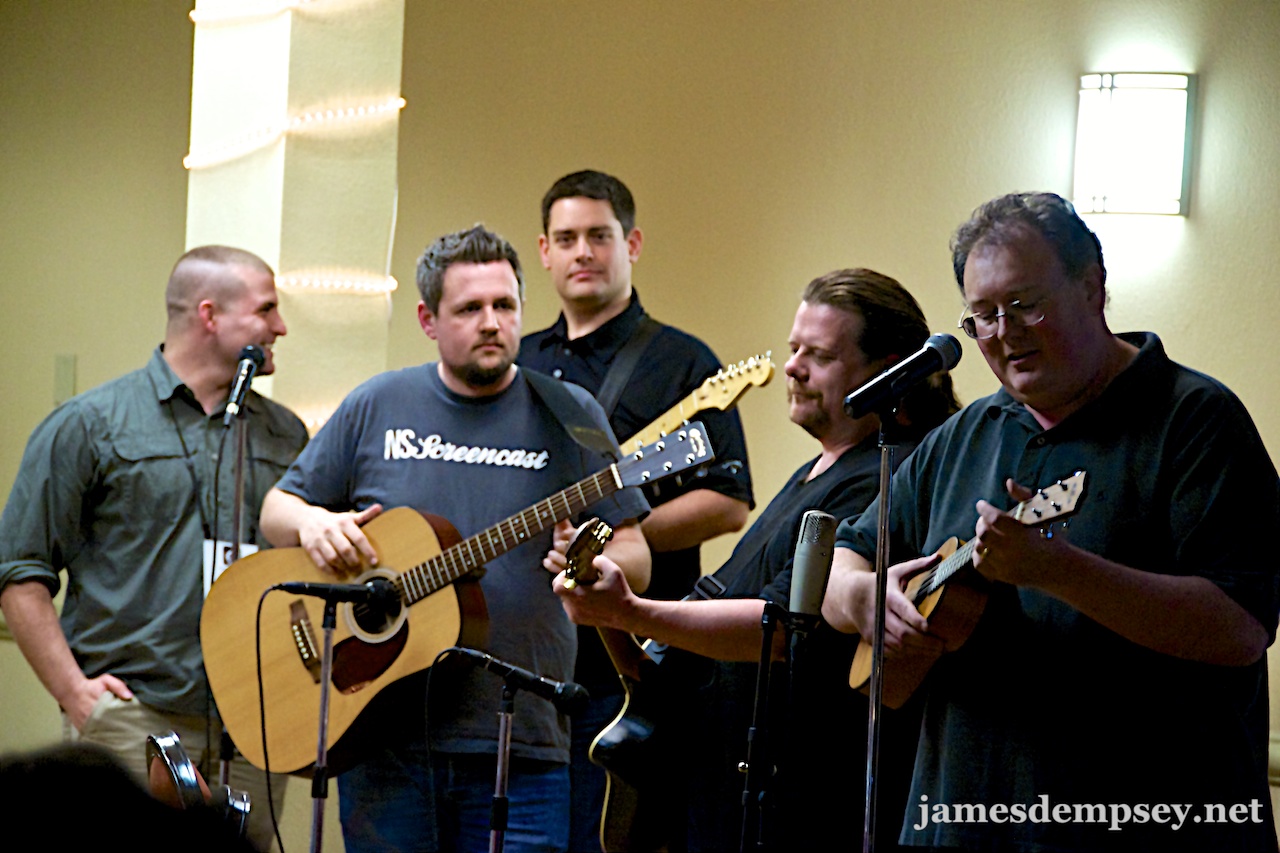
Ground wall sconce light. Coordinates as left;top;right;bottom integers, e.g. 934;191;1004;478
1073;73;1196;215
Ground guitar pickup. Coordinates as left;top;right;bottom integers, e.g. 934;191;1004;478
289;600;323;684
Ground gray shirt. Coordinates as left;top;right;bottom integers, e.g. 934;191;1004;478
276;364;649;762
0;347;309;715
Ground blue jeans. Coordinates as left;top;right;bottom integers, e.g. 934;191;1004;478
339;746;569;853
568;692;625;852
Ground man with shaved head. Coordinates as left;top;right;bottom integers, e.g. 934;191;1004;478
0;245;308;850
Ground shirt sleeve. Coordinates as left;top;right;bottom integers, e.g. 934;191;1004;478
1163;380;1280;640
274;392;362;511
0;403;99;596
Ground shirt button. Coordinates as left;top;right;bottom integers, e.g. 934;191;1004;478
552;369;563;378
562;347;572;356
1034;437;1046;446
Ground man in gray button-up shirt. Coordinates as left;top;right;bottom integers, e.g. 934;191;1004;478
0;246;308;849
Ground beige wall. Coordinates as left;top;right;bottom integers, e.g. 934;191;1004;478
2;0;1279;829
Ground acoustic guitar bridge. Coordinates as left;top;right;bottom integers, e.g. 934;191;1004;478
289;600;322;684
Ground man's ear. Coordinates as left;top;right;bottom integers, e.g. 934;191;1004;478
538;233;552;270
626;226;643;264
418;301;438;340
196;299;218;331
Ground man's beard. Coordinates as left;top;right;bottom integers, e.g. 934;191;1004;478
454;352;514;389
789;389;830;439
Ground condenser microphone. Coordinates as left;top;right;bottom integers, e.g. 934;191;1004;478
448;647;590;716
789;510;837;621
222;345;265;427
843;333;961;419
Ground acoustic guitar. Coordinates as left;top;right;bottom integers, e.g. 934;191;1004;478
848;470;1087;708
201;424;714;774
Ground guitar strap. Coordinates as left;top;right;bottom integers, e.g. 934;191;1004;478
523;368;619;461
522;314;661;459
594;315;662;419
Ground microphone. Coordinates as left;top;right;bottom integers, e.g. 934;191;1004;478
789;510;836;619
276;578;396;604
448;647;590;716
223;345;265;427
843;333;962;419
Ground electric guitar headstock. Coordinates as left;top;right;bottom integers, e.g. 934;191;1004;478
562;518;614;591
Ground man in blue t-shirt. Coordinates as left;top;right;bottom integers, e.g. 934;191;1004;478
261;225;651;853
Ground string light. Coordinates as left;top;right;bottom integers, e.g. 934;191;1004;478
277;270;399;294
184;97;406;170
294;404;337;434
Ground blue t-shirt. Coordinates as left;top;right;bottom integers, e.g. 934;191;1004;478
277;364;649;762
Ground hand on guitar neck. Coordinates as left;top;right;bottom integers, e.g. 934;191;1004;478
841;472;1087;708
544;519;644;639
970;478;1074;586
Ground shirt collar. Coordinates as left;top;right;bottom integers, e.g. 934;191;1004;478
536;290;647;358
147;344;270;417
146;345;188;404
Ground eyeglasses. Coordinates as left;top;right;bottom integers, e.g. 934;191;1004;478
958;298;1048;340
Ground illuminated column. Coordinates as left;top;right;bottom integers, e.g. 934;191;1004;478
185;0;405;429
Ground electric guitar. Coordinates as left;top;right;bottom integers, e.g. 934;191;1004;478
553;355;771;850
200;424;714;774
621;353;773;453
561;519;693;853
848;471;1087;708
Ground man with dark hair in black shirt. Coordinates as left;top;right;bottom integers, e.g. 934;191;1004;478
519;169;755;850
548;268;960;851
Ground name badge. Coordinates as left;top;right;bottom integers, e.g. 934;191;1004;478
203;539;259;598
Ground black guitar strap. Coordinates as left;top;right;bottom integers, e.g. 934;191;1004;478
594;315;662;419
523;368;619;462
523;314;661;458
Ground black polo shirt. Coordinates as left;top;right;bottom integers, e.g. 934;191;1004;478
838;332;1280;852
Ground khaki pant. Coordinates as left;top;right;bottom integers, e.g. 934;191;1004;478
66;692;285;852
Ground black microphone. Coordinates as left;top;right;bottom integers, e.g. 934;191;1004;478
448;647;590;716
274;579;395;605
843;333;962;419
223;345;265;427
788;510;836;644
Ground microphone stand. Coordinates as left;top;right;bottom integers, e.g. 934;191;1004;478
739;600;785;853
220;411;250;788
490;683;517;853
308;599;340;853
862;405;904;853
